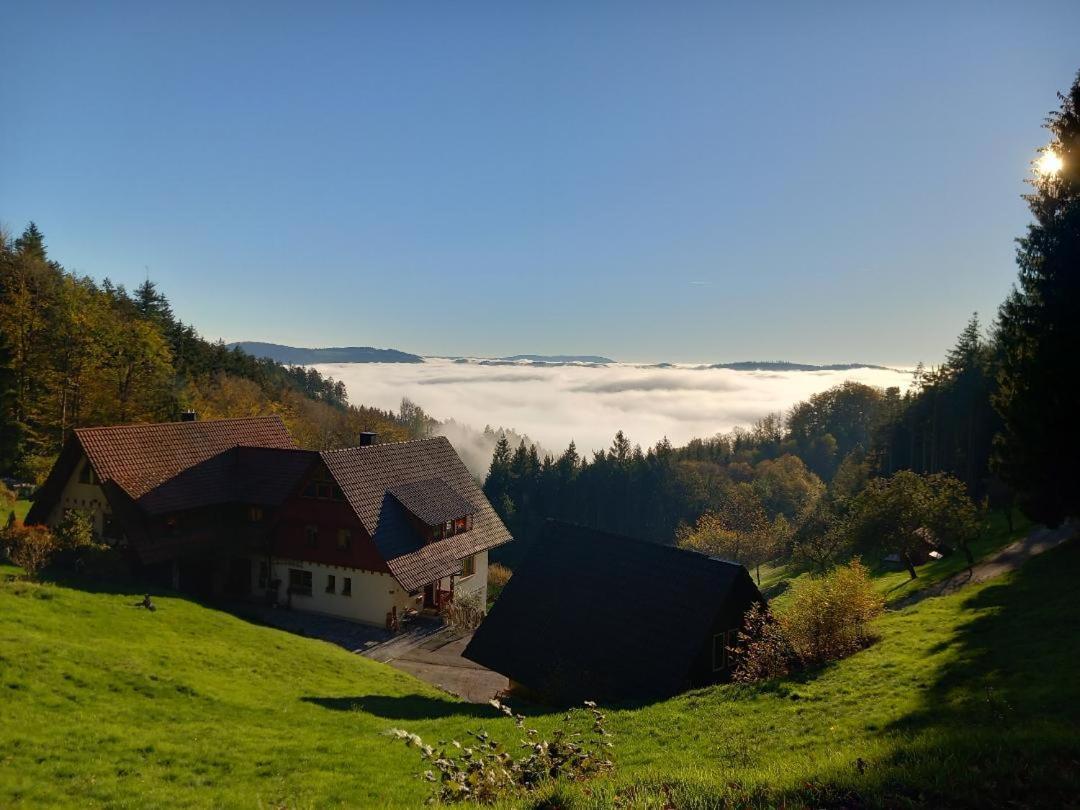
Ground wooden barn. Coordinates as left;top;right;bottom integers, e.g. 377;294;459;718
464;521;765;703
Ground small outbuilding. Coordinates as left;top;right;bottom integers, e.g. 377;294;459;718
463;521;765;703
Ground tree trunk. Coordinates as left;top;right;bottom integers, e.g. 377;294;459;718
903;553;918;580
961;540;974;567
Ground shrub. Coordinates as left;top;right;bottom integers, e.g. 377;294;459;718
781;558;883;666
487;562;512;604
442;591;485;631
389;699;613;804
55;509;96;550
730;603;796;682
732;559;883;681
3;522;58;578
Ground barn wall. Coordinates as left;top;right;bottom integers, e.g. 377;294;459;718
687;571;763;688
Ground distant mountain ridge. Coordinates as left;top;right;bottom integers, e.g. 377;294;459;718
706;361;901;372
498;354;616;364
229;342;423;364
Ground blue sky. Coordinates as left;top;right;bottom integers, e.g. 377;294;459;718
3;1;1078;364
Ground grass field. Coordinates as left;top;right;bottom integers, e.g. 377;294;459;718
5;498;31;522
1;520;1076;807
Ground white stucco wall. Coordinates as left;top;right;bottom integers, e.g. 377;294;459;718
254;556;415;626
454;550;489;607
253;550;489;626
51;458;110;537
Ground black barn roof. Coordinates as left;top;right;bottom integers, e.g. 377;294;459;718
464;521;763;702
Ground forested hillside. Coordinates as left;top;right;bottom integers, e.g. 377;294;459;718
0;224;415;482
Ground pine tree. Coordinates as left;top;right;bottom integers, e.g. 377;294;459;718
993;71;1080;524
14;222;46;261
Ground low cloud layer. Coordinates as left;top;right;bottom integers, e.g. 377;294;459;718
315;359;914;464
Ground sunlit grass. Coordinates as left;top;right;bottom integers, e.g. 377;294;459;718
12;499;31;522
0;511;1070;808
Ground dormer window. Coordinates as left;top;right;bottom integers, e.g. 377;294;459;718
388;478;477;545
431;515;472;542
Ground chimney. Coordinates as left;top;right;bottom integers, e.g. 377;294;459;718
180;411;198;422
359;432;377;447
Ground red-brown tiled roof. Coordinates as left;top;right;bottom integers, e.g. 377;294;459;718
321;437;511;591
76;416;295;503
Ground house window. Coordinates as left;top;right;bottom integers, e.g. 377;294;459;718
78;462;98;485
432;524;444;541
326;574;336;593
337;529;352;550
258;561;269;589
288;568;312;596
302;469;340;500
342;577;352;596
459;554;476;578
249;506;263;523
712;633;726;672
454;517;468;533
712;629;740;672
304;524;319;548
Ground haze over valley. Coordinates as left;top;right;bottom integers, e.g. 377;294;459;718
313;357;914;470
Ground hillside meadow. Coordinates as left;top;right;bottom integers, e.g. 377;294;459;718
1;531;1077;808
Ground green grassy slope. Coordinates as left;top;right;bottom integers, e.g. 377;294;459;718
0;581;520;808
2;527;1075;808
552;535;1079;808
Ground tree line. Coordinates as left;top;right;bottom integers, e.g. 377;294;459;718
0;223;417;481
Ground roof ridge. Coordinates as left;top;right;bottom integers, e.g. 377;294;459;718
318;435;450;455
235;444;316;454
74;414;286;434
544;519;746;570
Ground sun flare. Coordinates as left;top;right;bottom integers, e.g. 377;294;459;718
1035;150;1064;176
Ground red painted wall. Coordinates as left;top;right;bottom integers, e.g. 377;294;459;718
271;493;389;572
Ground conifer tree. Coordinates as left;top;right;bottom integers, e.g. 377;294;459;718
994;71;1080;524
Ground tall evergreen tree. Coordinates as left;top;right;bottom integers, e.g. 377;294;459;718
13;222;46;262
993;71;1080;524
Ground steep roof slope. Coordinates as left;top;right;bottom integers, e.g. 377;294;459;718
28;416;296;523
464;521;760;701
321;437;511;591
76;416;295;501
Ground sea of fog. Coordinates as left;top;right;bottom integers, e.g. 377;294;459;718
313;358;914;474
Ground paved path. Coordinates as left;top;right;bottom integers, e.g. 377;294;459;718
385;628;509;704
231;603;506;702
897;521;1075;607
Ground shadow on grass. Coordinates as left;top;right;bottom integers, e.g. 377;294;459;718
302;694;507;721
301;693;580;720
888;538;1080;735
872;538;1080;804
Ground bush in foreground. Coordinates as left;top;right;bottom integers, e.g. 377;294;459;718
389;699;613;804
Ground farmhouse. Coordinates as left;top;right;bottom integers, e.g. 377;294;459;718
464;521;764;702
26;415;511;626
